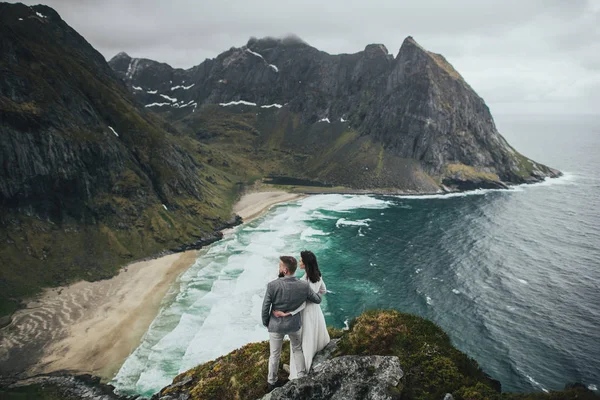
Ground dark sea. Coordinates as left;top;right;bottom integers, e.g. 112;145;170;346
113;114;600;397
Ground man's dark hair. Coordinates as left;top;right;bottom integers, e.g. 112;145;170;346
280;256;297;275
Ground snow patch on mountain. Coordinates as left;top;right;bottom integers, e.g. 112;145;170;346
160;94;178;103
145;102;171;107
220;100;257;107
108;126;119;137
171;84;195;91
126;59;140;80
245;49;265;60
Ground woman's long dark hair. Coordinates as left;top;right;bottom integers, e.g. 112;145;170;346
301;250;322;283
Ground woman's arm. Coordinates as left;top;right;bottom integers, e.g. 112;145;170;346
272;301;306;317
318;279;327;295
289;301;306;315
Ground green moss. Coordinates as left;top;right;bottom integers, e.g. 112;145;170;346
376;147;385;177
333;130;359;151
0;96;41;115
505;147;552;180
510;151;534;178
455;382;501;399
163;341;290;400
327;326;345;339
444;164;499;181
0;384;75;400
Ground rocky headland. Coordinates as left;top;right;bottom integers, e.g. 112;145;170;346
109;36;561;193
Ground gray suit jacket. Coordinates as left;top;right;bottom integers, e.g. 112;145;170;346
262;276;322;333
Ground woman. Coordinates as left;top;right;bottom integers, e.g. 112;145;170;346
272;250;330;378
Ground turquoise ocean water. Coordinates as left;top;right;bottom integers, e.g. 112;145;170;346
112;114;600;397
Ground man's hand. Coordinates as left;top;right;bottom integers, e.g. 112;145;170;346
272;310;290;318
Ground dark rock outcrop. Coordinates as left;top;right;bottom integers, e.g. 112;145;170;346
110;36;561;191
169;215;242;252
0;373;136;400
265;355;403;400
309;338;340;371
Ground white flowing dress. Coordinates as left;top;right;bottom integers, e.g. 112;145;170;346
289;274;330;379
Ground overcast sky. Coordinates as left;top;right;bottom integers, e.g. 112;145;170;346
16;0;600;114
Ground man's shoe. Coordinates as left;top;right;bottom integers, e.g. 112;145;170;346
267;380;287;392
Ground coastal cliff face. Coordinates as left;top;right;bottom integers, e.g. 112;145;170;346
0;3;239;314
109;36;561;191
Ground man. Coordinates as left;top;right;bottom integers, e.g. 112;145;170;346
261;255;322;391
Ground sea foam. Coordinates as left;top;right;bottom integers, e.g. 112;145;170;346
335;218;372;228
112;194;388;396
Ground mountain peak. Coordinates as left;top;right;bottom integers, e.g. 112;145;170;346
403;35;421;46
364;44;389;57
398;35;426;55
397;36;464;82
112;51;131;60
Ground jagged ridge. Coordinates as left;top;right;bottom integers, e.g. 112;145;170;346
109;35;561;192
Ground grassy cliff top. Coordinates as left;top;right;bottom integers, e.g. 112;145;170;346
157;310;598;400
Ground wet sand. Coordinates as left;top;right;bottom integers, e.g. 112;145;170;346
0;251;198;380
234;190;305;222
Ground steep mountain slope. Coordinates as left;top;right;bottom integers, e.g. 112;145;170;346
0;3;238;316
110;36;561;192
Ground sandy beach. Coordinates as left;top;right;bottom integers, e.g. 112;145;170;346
0;251;199;380
0;189;304;382
234;190;305;222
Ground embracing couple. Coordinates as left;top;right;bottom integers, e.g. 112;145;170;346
261;250;331;391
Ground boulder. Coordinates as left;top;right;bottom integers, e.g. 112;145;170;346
267;355;402;400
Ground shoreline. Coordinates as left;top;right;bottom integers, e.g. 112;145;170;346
233;190;306;223
265;172;566;198
0;189;306;384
